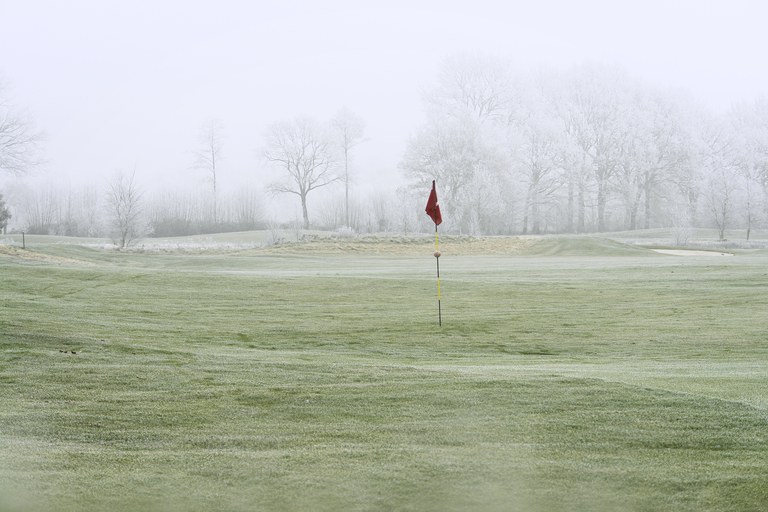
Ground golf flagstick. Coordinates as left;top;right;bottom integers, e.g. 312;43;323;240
425;180;443;326
435;224;441;327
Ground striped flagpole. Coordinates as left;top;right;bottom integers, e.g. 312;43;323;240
434;224;442;327
425;179;443;326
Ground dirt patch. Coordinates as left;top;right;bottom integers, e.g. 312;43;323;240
0;244;92;265
248;235;542;256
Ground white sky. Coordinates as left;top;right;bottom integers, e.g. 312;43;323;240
2;0;768;215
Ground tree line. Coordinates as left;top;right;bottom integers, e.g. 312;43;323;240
401;57;768;238
0;96;421;245
2;178;423;245
3;57;768;244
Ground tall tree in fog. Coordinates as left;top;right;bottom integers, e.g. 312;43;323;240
401;116;507;233
426;54;514;124
729;98;768;236
264;118;337;229
561;64;633;232
698;116;738;240
331;108;366;229
106;171;143;248
193;119;224;225
403;55;513;233
512;115;566;234
508;74;567;234
0;82;42;175
706;166;737;241
639;92;692;230
611;89;692;230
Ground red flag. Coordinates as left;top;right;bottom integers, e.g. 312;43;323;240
425;180;442;226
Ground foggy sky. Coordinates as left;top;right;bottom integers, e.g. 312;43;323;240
2;0;768;217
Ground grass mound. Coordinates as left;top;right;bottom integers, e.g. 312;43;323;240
517;236;651;256
0;232;660;259
252;234;652;257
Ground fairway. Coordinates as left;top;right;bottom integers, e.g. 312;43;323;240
1;235;767;511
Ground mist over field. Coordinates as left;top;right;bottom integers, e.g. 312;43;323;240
3;1;768;241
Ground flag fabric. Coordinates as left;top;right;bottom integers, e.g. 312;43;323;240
425;180;442;226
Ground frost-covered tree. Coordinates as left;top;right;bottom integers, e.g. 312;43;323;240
331;108;366;229
612;89;693;230
400;116;508;233
698;116;739;240
19;185;59;234
508;74;568;234
426;54;515;124
106;171;144;248
193;119;224;225
0;82;42;175
729;98;768;236
264;117;337;229
403;55;515;233
561;64;638;232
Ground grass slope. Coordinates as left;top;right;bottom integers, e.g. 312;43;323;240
1;237;767;511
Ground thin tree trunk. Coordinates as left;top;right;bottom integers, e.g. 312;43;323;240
301;195;310;230
532;199;541;234
566;175;574;233
344;147;349;228
522;187;532;235
211;147;217;225
577;181;586;233
628;184;643;230
597;179;607;232
643;171;653;229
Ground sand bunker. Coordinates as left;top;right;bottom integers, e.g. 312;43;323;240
653;249;733;257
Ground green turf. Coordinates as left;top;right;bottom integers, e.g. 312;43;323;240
1;236;767;511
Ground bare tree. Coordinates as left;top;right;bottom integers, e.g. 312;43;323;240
78;187;103;237
706;167;736;241
740;171;759;240
0;82;42;175
427;54;515;124
228;188;264;230
730;98;768;238
193;119;224;225
331;108;366;228
562;64;635;232
508;83;567;235
264;118;337;229
698;117;738;241
400;115;508;233
20;185;59;234
106;171;143;248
